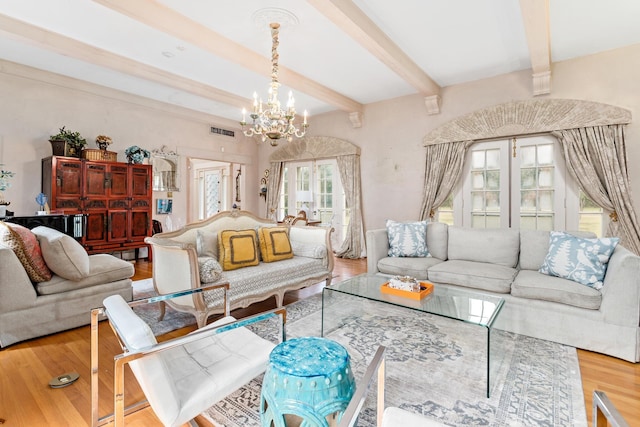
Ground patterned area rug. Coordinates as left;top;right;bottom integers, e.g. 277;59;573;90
131;279;197;335
202;293;587;427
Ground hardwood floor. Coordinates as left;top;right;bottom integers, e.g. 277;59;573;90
1;257;638;426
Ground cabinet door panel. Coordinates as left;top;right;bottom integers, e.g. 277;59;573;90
130;165;152;198
57;159;83;197
109;165;129;197
85;163;108;197
85;211;107;243
108;210;128;242
130;210;150;240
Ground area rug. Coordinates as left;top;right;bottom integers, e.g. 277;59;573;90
202;294;587;427
131;279;197;336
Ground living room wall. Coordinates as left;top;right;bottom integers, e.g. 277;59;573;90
2;43;639;243
267;43;640;233
0;60;258;225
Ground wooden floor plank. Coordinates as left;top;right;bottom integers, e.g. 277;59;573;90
1;258;639;426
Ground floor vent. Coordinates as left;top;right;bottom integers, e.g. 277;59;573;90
210;126;235;138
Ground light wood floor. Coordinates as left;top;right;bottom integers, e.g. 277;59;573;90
1;257;638;426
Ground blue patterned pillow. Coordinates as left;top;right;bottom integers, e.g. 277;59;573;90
539;231;619;290
386;220;429;257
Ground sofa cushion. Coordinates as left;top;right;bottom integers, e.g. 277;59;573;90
203;256;328;308
377;256;444;280
519;229;597;270
386;219;429;257
196;230;218;259
198;256;223;284
427;260;517;293
448;227;520;268
539;231;619;290
32;226;90;280
291;241;326;259
512;270;602;310
36;253;134;295
218;229;260;271
0;222;52;282
426;222;448;261
258;226;293;263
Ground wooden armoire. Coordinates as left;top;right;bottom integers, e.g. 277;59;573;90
42;156;152;255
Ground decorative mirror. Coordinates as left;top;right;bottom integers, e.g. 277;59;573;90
151;146;180;192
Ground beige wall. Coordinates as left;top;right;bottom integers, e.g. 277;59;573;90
0;61;258;226
282;43;640;232
2;43;639;238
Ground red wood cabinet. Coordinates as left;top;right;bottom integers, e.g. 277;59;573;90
42;156;152;255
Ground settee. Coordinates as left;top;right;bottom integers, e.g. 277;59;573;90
144;210;334;327
0;224;134;348
367;223;640;362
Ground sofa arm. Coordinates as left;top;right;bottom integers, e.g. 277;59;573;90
366;229;389;274
0;245;38;312
600;245;640;326
289;226;334;272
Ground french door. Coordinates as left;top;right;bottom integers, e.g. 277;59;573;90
280;159;346;247
458;135;569;230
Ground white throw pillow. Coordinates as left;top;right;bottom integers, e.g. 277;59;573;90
32;226;90;281
196;229;218;259
539;231;619;290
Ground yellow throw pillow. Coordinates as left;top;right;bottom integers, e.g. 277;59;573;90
258;226;293;263
218;229;260;271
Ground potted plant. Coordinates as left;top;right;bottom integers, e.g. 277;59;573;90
49;126;87;158
124;145;150;164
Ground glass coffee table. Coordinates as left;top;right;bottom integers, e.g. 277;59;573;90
321;274;505;397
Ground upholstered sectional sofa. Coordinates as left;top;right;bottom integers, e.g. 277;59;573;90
0;224;134;347
145;210;334;327
367;223;640;362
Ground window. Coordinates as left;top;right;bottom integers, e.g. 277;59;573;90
446;135;605;233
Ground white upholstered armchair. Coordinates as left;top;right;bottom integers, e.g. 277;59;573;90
90;285;286;427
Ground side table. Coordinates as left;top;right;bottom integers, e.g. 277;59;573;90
260;337;355;427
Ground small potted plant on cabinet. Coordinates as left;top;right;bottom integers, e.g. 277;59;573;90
49;126;87;158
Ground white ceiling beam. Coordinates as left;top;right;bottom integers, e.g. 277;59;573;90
308;0;441;114
519;0;552;95
0;13;250;110
92;0;363;114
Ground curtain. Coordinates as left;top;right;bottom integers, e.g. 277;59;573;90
552;125;640;255
419;141;471;221
335;154;365;258
265;161;284;221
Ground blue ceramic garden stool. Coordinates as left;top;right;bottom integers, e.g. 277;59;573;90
260;337;355;427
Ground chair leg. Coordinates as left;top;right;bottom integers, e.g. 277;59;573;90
196;311;208;328
158;301;166;321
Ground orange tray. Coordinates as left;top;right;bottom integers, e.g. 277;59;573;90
381;281;434;300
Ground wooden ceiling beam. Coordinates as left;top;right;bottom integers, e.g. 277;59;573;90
0;13;250;110
519;0;552;95
92;0;363;114
308;0;441;113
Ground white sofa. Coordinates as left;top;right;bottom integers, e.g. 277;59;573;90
367;223;640;362
145;210;334;326
0;225;134;347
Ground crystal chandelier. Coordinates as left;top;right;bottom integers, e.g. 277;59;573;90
240;23;308;146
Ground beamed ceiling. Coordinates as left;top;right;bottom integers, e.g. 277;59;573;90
1;0;639;128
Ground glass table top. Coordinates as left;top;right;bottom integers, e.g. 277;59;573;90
325;274;504;328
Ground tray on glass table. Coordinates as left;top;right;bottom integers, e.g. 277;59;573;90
380;281;434;300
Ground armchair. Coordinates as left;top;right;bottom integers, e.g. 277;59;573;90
90;284;286;427
339;346;447;427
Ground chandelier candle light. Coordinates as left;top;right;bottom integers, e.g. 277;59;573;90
240;22;308;146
